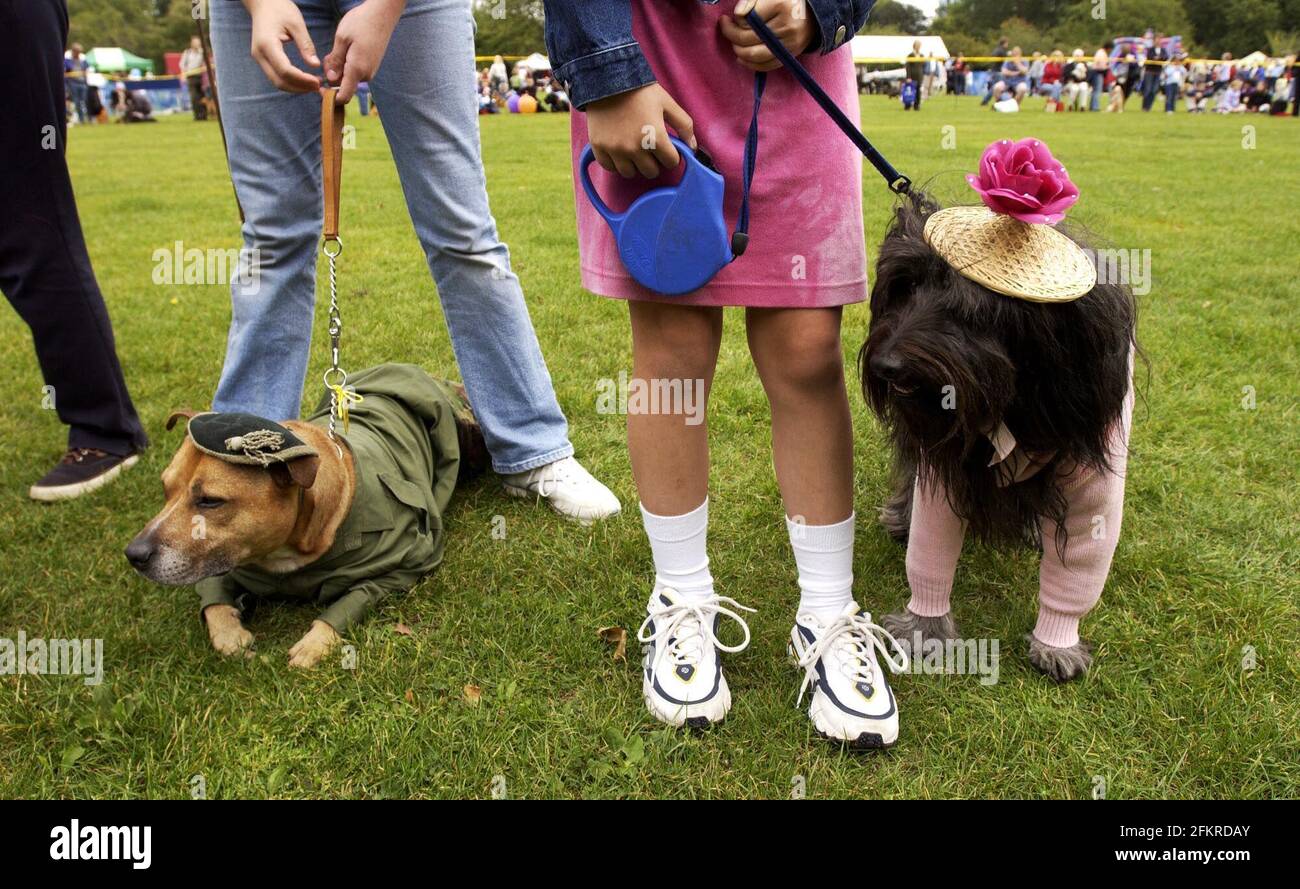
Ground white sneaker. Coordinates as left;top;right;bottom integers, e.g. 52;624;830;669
637;588;754;728
501;456;621;523
790;602;910;749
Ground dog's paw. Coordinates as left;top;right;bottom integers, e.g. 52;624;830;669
287;620;341;669
210;624;255;658
882;608;961;657
878;487;914;545
1025;633;1094;682
204;605;255;658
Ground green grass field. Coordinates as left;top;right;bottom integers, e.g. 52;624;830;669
1;96;1296;799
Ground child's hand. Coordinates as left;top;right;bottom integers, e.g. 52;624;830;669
245;0;322;93
719;0;817;71
584;83;697;178
323;0;406;103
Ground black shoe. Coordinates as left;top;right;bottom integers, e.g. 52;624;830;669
29;448;139;502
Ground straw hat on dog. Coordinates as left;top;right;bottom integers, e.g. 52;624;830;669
923;139;1096;303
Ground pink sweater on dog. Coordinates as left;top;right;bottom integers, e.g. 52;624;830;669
904;385;1134;649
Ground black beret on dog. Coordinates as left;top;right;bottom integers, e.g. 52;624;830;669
182;413;318;466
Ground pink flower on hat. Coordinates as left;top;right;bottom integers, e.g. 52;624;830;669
966;138;1079;225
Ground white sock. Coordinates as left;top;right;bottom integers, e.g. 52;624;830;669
788;513;856;622
640;499;714;604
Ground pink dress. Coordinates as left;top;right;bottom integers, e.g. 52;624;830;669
570;0;867;308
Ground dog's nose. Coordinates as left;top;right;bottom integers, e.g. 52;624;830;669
870;351;906;382
124;537;156;570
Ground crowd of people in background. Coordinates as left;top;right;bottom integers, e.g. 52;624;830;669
66;33;1298;125
62;38;201;125
478;54;570;114
886;30;1299;118
66;42;574;127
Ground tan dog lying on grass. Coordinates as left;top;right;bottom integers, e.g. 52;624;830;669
125;365;485;668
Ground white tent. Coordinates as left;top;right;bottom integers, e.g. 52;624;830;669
850;35;950;63
520;52;551;72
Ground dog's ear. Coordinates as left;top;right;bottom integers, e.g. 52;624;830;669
165;409;198;431
268;455;320;490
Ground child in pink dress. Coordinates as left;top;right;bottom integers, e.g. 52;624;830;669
546;0;905;747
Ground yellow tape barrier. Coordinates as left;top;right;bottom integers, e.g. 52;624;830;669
65;54;1284;83
870;56;1285;65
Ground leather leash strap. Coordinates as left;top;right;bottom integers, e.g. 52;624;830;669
319;86;359;443
321;87;344;240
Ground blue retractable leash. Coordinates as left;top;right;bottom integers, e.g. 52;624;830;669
580;10;911;296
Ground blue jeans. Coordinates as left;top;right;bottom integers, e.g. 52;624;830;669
68;78;87;122
1088;71;1105;110
1164;82;1179;112
1140;71;1160;110
210;0;572;474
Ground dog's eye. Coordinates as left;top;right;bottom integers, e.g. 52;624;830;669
195;496;226;510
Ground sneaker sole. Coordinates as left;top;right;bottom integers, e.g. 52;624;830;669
501;482;620;525
29;455;139;502
816;729;893;750
808;694;899;750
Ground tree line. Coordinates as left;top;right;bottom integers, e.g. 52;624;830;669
887;0;1299;59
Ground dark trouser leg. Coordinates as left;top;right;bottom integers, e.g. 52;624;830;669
0;0;147;456
188;75;207;120
1141;73;1157;110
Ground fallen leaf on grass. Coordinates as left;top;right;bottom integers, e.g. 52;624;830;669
393;623;413;636
463;684;482;705
60;745;85;772
404;688;415;704
598;626;628;662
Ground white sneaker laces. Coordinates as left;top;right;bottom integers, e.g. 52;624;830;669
637;594;755;676
533;454;574;496
794;611;910;707
531;457;579;499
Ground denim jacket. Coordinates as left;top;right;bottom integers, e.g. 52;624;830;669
543;0;876;108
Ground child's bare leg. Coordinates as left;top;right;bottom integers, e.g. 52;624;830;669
747;307;856;621
750;307;906;746
745;307;853;524
626;302;722;515
628;302;736;729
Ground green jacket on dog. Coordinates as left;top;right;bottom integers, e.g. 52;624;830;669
195;364;470;632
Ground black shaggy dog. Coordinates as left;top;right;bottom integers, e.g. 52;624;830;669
861;192;1139;680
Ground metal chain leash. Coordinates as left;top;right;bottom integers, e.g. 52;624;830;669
319;88;361;450
322;235;348;444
